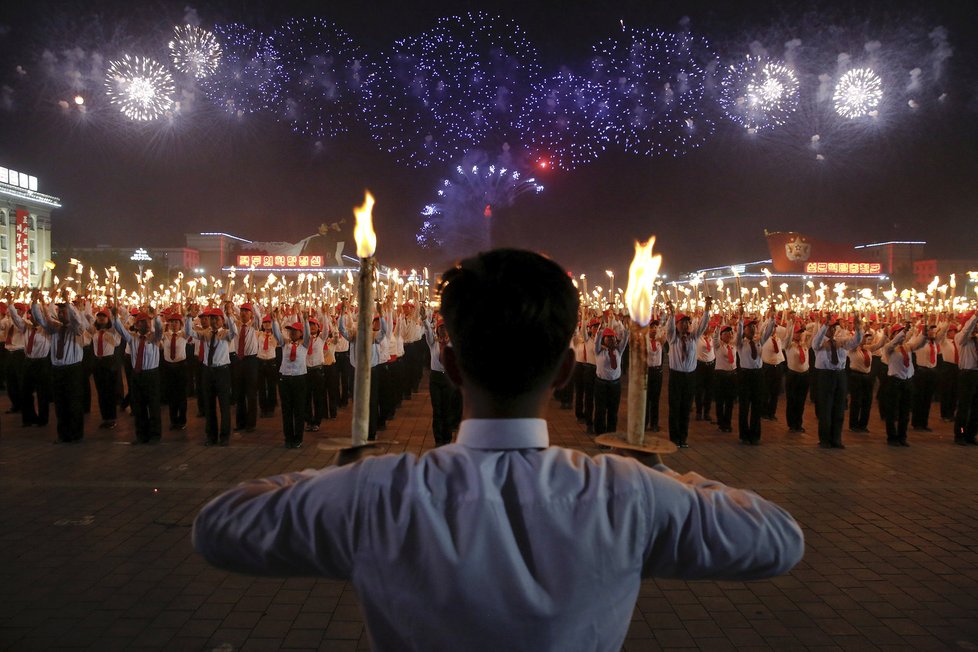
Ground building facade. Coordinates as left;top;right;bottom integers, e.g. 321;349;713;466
0;165;60;286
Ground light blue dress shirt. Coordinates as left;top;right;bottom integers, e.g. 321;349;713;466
812;324;863;370
32;302;85;366
666;310;710;373
113;315;164;370
193;418;804;652
272;318;311;376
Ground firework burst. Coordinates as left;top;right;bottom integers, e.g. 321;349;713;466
518;71;612;170
269;17;371;138
720;55;799;131
104;55;175;121
833;67;883;118
417;151;544;253
169;24;222;79
201;23;281;116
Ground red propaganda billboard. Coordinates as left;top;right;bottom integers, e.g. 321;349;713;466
237;254;325;269
765;231;880;275
14;209;30;286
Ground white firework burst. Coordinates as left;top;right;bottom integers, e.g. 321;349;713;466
833;68;882;119
721;55;799;131
169;24;222;79
104;55;175;121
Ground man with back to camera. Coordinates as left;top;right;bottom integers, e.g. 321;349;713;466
193;249;804;652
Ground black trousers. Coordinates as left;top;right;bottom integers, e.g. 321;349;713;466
232;354;259;429
593;378;621;435
738;367;764;443
872;356;888;419
668;369;696;444
5;348;25;412
130;368;162;442
816;369;847;446
336;351;353;407
403;340;424;397
81;345;94;414
92;356;119;421
202;365;231;443
161;360;187;427
645;366;663;429
847;370;873;429
279;374;306;445
306;366;326;426
377;361;396;424
323;363;340;419
194;354;206;415
51;362;84;442
953;369;978;442
0;343;6;390
21;357;51;426
785;369;810;430
713;369;737;430
884;377;913;443
763;362;784;419
911;366;937;428
938;361;958;420
575;363;596;426
429;370;458;446
694;360;715;419
185;343;197;397
258;358;279;414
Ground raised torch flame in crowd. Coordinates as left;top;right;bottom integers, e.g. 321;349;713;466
352;191;377;447
624;237;661;447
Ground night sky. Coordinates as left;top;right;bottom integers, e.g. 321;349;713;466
1;0;976;278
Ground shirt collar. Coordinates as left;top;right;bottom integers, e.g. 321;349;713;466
457;418;550;450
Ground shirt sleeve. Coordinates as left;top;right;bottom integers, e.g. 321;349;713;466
192;464;366;578
640;465;805;581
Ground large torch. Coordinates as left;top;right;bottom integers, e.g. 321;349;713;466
350;191;377;448
595;237;675;459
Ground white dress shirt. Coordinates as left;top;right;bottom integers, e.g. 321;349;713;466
193;418;804;652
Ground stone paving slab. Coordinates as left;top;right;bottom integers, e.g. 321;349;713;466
1;375;978;651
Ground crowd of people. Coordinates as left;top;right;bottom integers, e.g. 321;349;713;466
572;300;978;449
3;285;977;452
0;291;461;448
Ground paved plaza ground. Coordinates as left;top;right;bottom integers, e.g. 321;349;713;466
1;375;978;651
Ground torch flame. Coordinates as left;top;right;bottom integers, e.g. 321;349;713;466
353;191;377;258
624;237;662;327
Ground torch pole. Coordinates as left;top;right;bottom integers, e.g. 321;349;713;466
351;257;376;447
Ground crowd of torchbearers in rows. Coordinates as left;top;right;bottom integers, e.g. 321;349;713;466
2;287;978;451
0;290;460;449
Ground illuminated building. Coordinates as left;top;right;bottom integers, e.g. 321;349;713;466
0;164;60;286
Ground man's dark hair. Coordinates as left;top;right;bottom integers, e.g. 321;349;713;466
438;249;577;398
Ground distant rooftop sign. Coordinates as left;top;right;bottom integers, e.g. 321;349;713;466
130;248;152;262
200;232;253;244
0;165;61;208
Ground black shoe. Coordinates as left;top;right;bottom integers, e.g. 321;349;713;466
652;425;660;433
204;439;216;447
886;440;900;447
955;439;968;446
678;443;689;449
293;441;302;449
899;440;910;447
750;440;760;446
585;426;594;434
818;442;832;449
832;443;846;449
966;439;978;446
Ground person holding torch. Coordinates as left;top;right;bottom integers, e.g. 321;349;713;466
194;249;804;652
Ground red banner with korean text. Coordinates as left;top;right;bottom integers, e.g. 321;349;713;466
15;209;30;286
765;231;879;275
237;253;325;269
